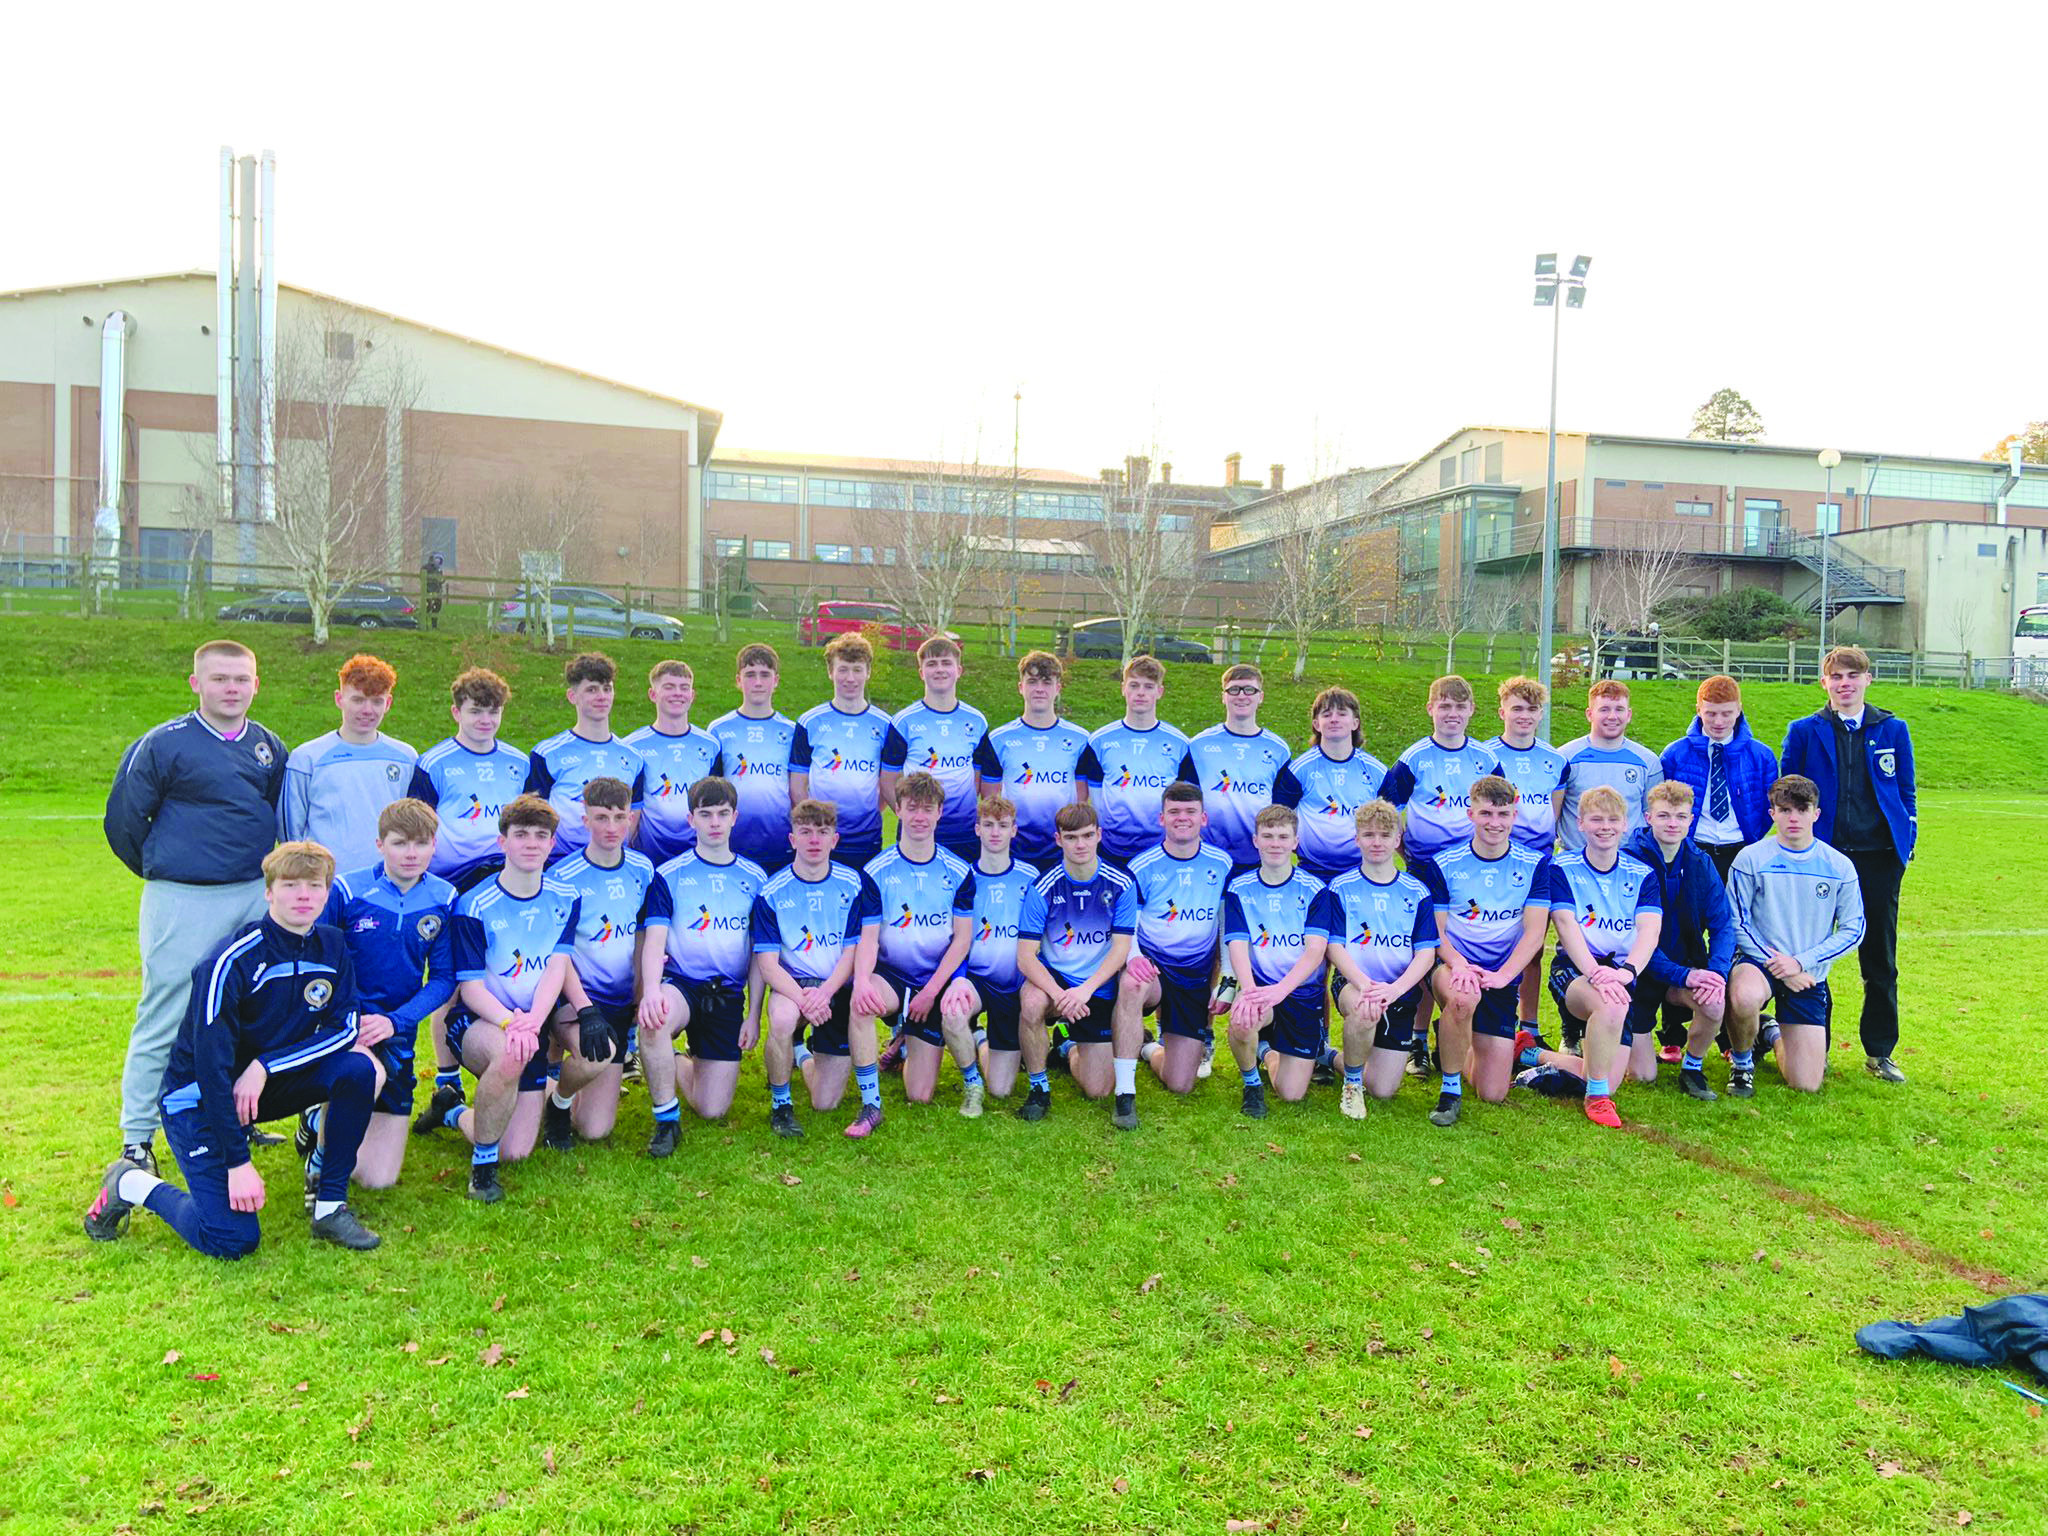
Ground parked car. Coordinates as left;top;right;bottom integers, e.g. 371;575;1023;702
1058;618;1213;663
491;585;686;641
216;584;420;629
797;600;951;651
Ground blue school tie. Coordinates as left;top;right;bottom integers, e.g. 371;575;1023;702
1707;742;1731;823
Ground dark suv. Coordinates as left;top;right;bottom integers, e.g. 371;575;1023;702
217;584;420;629
1059;618;1213;663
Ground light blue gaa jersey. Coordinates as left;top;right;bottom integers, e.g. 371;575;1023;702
1019;863;1138;999
751;862;879;984
1728;838;1865;982
642;850;770;986
1547;848;1661;962
951;857;1040;988
1127;842;1232;982
975;718;1101;865
1424;842;1551;971
1325;869;1436;985
280;729;419;874
1084;720;1193;864
791;702;892;850
881;701;990;847
865;844;972;982
1380;737;1503;860
706;709;797;867
1556;735;1665;851
550;847;658;1009
1276;746;1388;876
1486;737;1568;852
627;723;725;865
523;731;648;856
451;875;581;1016
1222;868;1335;1002
407;738;531;880
1180;725;1292;867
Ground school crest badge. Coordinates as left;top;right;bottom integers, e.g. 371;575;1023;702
254;741;274;766
1874;747;1896;778
303;978;334;1009
417;914;443;940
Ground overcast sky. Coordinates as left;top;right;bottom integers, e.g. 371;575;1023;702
5;4;2040;481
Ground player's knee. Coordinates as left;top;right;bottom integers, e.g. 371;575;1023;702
334;1050;378;1102
203;1214;261;1260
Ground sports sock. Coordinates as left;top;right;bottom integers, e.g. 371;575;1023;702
550;1091;575;1111
1520;1019;1537;1032
626;1025;639;1053
116;1169;164;1205
1682;1053;1704;1073
442;1102;467;1131
1585;1077;1611;1098
972;1027;988;1048
651;1097;682;1124
1344;1064;1364;1088
960;1060;984;1088
307;1104;325;1136
306;1145;324;1180
1028;1070;1050;1093
1139;1040;1162;1064
769;1080;793;1110
1321;1046;1341;1070
855;1064;882;1109
1732;1049;1755;1070
312;1199;342;1220
1053;1036;1073;1062
1240;1067;1262;1088
1441;1070;1464;1098
435;1067;462;1093
791;1041;814;1068
472;1140;500;1167
546;1061;561;1085
1112;1057;1137;1095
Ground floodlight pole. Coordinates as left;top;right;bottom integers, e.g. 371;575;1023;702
1536;289;1563;738
1817;447;1840;670
1008;389;1021;657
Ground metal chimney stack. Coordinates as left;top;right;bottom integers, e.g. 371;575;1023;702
218;147;278;568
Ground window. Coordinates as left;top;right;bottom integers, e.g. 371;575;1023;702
1978;542;1998;557
1460;447;1481;484
1016;489;1106;521
1483;442;1504;482
706;470;800;504
713;537;745;559
807;477;907;510
750;539;792;560
814;543;854;563
1439;456;1456;489
325;331;356;362
1817;502;1842;536
858;546;875;564
881;547;898;565
1675;500;1713;517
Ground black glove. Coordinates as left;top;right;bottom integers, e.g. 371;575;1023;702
576;1006;615;1063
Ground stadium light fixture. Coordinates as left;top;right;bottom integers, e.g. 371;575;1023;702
1533;254;1590;736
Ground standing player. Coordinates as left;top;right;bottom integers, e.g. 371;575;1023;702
409;667;529;887
1485;676;1567;1047
942;795;1039;1102
753;799;878;1137
84;842;385;1255
525;653;649;859
637;777;771;1137
1778;646;1914;1084
1625;780;1736;1101
1325;801;1437;1118
850;772;977;1130
1726;775;1866;1095
1180;664;1291;870
280;653;418;874
1123;783;1232;1096
789;634;892;870
1013;804;1139;1126
1084;656;1191;870
975;650;1099;870
542;778;658;1151
628;660;725;867
104;639;286;1174
1557;679;1664;852
1659;675;1776;883
1221;806;1336;1117
881;636;990;864
707;644;800;874
1424;774;1552;1125
1275;686;1387;884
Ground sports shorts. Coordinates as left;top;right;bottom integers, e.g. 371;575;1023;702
962;972;1021;1054
662;969;748;1063
1734;957;1833;1032
445;1005;549;1093
552;999;634;1065
1334;976;1422;1052
1153;965;1215;1047
1548;956;1655;1045
1264;993;1331;1060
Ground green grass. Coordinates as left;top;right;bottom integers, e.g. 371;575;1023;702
1;616;2045;1532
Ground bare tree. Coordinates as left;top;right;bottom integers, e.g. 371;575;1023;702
1264;466;1395;681
1086;447;1197;666
852;450;1004;637
1594;522;1703;635
468;466;601;649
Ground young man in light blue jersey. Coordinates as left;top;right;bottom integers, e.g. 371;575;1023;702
1726;774;1866;1095
1014;802;1139;1126
1540;785;1664;1129
1180;663;1292;871
942;794;1040;1101
524;652;648;860
850;772;977;1133
789;633;892;871
754;798;880;1138
1083;655;1191;870
1326;799;1438;1118
708;643;799;874
882;635;990;864
1557;678;1664;853
1275;686;1387;884
1424;774;1552;1126
637;777;771;1137
434;795;579;1203
1222;805;1337;1117
975;649;1099;869
280;653;418;874
1122;782;1232;1096
628;659;724;867
540;778;658;1153
1487;675;1568;1051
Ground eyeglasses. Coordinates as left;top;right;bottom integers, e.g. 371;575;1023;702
1224;685;1261;697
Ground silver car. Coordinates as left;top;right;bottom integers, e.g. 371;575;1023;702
493;585;685;641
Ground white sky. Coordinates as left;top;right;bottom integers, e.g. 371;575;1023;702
5;3;2041;480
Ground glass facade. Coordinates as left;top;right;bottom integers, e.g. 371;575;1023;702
706;470;800;504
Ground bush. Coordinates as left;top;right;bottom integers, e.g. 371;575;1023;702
1668;588;1815;642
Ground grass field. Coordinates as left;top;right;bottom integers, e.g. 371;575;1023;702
1;617;2045;1533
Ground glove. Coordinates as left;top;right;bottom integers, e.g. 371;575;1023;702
576;1006;615;1063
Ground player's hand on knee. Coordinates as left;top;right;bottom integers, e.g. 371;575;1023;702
575;1006;615;1064
636;993;668;1035
357;1013;395;1050
227;1162;266;1214
851;977;888;1019
1124;954;1158;988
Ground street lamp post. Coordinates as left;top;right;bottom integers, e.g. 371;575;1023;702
1533;254;1590;738
1008;389;1021;657
1816;447;1841;670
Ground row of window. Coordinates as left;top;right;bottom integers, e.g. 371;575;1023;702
713;537;899;565
1438;442;1507;489
708;471;1114;522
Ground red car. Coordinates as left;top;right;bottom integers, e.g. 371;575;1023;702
797;600;952;651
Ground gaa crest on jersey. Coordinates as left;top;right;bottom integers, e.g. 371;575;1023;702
386;763;404;782
1815;881;1831;899
417;914;444;940
1624;767;1640;783
303;978;334;1009
254;741;274;766
1875;748;1896;778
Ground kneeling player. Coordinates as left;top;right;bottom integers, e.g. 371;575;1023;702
1726;775;1864;1094
1325;800;1437;1118
1122;782;1231;1096
942;795;1038;1101
1626;780;1735;1102
543;778;658;1150
637;777;770;1140
85;842;386;1254
1222;806;1336;1117
754;799;877;1136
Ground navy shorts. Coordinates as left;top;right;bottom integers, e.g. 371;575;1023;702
1548;957;1654;1045
372;1035;418;1116
875;965;952;1048
1737;959;1833;1031
1460;979;1521;1040
553;999;634;1064
963;973;1020;1054
795;986;854;1057
445;1005;549;1093
665;971;748;1062
1334;976;1421;1052
1265;993;1331;1060
1059;990;1118;1046
1154;966;1214;1047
